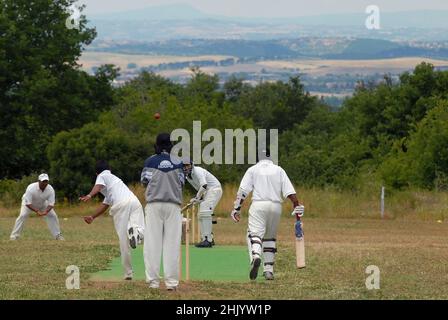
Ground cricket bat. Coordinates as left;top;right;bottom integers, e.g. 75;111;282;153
185;206;190;281
295;220;306;269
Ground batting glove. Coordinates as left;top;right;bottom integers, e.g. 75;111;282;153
189;197;201;204
291;205;305;218
231;209;241;223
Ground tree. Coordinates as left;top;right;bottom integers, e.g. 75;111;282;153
381;100;448;190
0;0;117;178
47;123;149;200
230;76;318;133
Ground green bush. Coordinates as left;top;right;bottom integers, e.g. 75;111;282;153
47;123;149;200
0;174;41;207
381;101;448;189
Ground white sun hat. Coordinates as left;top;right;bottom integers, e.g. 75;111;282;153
38;173;50;182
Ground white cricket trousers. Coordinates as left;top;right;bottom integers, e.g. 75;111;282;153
109;195;145;279
247;201;282;273
144;202;182;288
198;187;222;242
10;204;61;239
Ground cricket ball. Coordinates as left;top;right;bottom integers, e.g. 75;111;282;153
154;112;161;120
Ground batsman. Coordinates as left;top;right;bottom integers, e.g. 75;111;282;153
231;149;304;280
183;159;223;248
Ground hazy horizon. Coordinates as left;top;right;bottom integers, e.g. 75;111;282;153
79;0;448;18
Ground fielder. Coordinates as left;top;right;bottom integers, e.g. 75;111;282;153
80;160;145;280
183;159;222;248
231;150;304;280
10;173;64;241
141;133;185;291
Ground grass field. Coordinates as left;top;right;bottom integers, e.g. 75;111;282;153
79;52;235;72
1;203;448;299
79;52;448;79
257;57;448;76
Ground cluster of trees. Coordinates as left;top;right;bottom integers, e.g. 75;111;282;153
279;63;448;191
43;63;448;197
0;0;118;179
2;0;448;200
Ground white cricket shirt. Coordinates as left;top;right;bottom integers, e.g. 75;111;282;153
95;170;134;206
239;160;296;203
22;182;55;210
186;166;221;191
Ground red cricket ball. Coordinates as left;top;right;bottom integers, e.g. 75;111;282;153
154;112;161;120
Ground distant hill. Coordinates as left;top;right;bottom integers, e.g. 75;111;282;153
325;39;448;60
89;38;448;60
91;39;297;59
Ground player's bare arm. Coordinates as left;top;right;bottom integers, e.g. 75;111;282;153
84;203;110;224
39;205;54;217
79;184;104;202
231;189;248;223
26;204;42;215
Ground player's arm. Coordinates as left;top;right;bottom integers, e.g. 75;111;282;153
191;184;207;204
40;186;56;216
288;194;299;208
231;188;248;223
231;169;253;223
189;168;207;203
282;169;304;220
288;194;304;220
79;184;104;202
26;204;41;215
84;203;110;224
39;205;54;216
24;186;41;215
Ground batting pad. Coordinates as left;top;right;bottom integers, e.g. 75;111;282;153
90;245;261;282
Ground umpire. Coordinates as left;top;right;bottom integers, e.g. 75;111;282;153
141;133;185;291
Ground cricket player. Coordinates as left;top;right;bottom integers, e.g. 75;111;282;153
141;133;185;291
80;160;145;280
10;173;64;241
231;150;305;280
183;159;222;248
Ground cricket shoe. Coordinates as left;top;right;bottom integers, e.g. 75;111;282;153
128;227;137;249
56;234;65;241
249;255;261;280
136;229;144;245
263;271;274;281
195;238;213;248
166;286;178;291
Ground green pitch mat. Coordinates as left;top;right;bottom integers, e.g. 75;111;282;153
91;245;260;282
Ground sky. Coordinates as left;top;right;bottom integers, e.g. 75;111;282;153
79;0;448;17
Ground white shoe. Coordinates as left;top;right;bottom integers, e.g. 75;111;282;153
148;283;160;289
166;286;177;291
9;236;18;241
137;229;144;245
56;234;65;241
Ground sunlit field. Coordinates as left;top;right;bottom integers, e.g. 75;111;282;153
1;186;447;300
